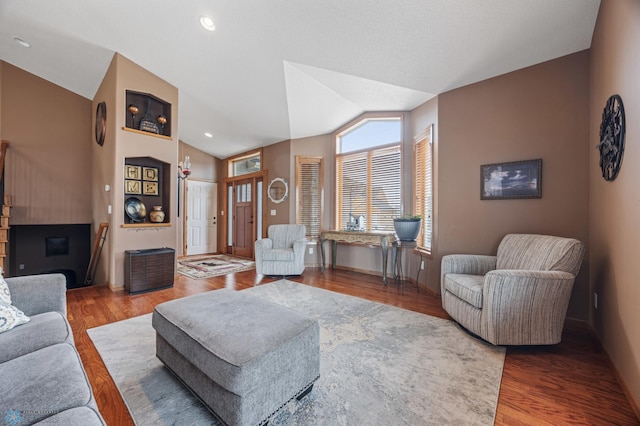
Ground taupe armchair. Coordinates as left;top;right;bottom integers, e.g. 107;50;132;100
441;234;585;345
255;224;307;276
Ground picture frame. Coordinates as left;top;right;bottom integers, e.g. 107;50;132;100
481;159;542;200
143;167;158;182
125;165;142;180
125;179;142;195
143;181;159;196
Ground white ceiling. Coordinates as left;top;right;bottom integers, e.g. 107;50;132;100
0;0;600;159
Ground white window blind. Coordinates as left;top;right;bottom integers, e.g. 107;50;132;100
296;157;323;239
336;144;402;232
414;125;433;252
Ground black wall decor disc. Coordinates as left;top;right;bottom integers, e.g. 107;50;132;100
597;94;625;181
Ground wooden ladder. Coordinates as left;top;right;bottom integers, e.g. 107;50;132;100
0;141;10;273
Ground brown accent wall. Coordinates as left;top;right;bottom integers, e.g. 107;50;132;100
1;61;92;225
437;51;591;319
92;54;179;289
263;140;291;225
589;0;640;411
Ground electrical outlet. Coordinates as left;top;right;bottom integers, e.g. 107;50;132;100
594;292;598;309
270;209;276;216
420;260;425;270
308;247;314;255
19;264;25;270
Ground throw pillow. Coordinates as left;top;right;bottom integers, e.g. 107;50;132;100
0;273;10;304
0;273;31;333
0;301;30;333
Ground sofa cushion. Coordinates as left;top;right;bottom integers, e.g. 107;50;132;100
443;274;484;309
0;343;97;425
0;311;73;363
262;248;295;261
33;407;104;425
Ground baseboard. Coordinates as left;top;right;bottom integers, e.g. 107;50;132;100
564;318;640;420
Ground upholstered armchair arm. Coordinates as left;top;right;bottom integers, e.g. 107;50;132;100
482;270;576;345
441;254;497;293
292;238;307;256
5;273;67;316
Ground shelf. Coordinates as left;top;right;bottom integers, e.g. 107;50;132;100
122;127;172;140
122;223;172;228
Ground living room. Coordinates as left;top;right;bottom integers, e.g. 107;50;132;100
0;0;639;424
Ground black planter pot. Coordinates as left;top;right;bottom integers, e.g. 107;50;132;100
393;218;422;241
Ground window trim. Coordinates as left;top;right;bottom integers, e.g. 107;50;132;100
414;124;433;254
295;156;324;239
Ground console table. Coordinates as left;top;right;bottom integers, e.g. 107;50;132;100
320;230;397;285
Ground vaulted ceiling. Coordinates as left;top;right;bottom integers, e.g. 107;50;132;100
0;0;600;158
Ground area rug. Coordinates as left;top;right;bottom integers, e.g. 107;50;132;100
177;254;255;279
87;280;505;425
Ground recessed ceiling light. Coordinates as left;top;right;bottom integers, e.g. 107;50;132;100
204;132;213;138
12;36;31;48
200;16;216;31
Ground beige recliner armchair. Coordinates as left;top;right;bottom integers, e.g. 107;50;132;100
255;224;307;276
441;234;585;345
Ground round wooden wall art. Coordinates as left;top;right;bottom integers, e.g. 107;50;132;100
596;94;625;181
95;101;107;146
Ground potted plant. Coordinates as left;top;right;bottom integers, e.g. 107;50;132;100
393;214;422;242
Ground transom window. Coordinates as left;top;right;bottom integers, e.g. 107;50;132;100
335;116;402;232
228;151;261;177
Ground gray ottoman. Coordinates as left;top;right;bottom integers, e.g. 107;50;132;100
152;289;320;426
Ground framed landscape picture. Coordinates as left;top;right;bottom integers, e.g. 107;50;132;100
481;159;542;200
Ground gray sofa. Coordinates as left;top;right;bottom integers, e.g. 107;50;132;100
0;274;105;425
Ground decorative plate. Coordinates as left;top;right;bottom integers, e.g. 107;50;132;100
125;197;146;222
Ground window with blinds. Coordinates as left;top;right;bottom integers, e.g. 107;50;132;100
296;156;323;239
336;144;402;232
414;124;433;252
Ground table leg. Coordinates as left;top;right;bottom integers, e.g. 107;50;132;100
331;240;337;269
320;237;326;272
381;236;389;285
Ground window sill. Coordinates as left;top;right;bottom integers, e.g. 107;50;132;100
414;247;433;259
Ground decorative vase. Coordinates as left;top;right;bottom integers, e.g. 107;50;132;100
149;206;165;223
393;218;422;241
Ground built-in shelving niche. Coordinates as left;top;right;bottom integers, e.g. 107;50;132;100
125;90;172;138
123;156;170;227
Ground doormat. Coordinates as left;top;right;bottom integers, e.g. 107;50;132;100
177;254;255;279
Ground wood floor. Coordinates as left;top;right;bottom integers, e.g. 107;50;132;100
66;267;639;426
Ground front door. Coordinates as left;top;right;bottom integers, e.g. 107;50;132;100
186;180;218;255
233;179;254;258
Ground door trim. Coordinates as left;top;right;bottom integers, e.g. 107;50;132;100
182;177;218;256
222;170;267;259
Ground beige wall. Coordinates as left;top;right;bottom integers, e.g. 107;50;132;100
589;0;640;410
263;140;291;226
90;57;118;286
290;134;333;265
178;141;222;253
437;52;591;319
408;98;439;287
1;61;92;225
92;54;179;289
